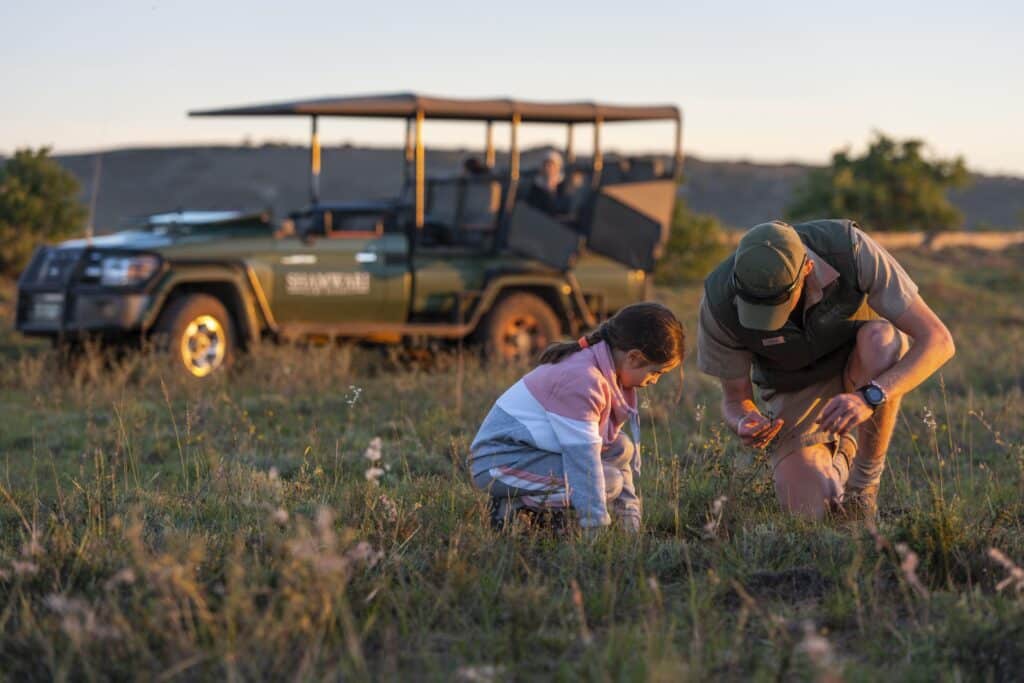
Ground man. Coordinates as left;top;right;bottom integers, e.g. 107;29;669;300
523;150;569;216
697;219;955;518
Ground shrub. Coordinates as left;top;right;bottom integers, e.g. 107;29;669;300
656;199;729;285
0;147;87;277
786;132;970;231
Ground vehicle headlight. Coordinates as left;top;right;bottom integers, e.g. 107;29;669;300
97;255;162;286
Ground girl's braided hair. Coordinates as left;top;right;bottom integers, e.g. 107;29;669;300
537;302;685;367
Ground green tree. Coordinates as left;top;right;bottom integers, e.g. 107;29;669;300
786;132;970;231
0;147;87;277
655;199;729;285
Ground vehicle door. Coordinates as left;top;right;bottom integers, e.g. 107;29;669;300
272;211;409;327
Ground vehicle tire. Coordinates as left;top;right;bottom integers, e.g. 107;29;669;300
481;292;562;362
154;293;236;379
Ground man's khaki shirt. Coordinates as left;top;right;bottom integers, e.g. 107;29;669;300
697;227;919;382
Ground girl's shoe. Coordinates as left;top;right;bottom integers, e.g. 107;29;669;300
488;497;568;532
487;497;512;531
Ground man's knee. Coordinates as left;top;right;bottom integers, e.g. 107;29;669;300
773;445;843;519
854;321;907;375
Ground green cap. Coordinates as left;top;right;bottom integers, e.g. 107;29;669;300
733;221;807;330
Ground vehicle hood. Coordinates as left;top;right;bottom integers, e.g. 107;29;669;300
56;222;274;252
59;230;176;250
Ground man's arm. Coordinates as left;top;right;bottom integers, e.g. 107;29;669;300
720;375;785;449
696;295;783;448
817;295;955;434
871;294;955;398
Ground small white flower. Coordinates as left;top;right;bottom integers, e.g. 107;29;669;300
922;407;938;432
271;508;290;527
378;495;398;523
346;385;364;407
711;495;728;516
363;437;383;462
365;467;385;484
345;541;383;568
798;620;836;671
703;496;728;537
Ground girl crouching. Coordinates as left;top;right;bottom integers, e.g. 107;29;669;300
469;302;685;532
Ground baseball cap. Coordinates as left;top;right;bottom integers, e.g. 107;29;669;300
732;221;808;330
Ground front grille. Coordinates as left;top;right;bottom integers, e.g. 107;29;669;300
25;248;84;287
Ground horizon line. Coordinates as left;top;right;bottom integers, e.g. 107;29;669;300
4;141;1022;179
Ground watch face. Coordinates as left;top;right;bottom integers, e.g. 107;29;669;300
864;385;885;405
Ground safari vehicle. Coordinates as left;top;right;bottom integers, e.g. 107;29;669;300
16;93;683;378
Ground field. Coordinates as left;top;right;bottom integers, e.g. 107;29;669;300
1;246;1023;681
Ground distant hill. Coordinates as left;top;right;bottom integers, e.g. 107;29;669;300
12;145;1024;231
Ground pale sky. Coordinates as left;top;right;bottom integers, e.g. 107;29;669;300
2;0;1021;175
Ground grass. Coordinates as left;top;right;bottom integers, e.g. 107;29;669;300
1;247;1023;681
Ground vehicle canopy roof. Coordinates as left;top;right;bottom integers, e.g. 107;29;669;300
190;92;680;123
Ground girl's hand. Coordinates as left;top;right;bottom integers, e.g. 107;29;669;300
816;392;873;434
736;411;784;449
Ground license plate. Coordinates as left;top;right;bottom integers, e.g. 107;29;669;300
30;294;64;322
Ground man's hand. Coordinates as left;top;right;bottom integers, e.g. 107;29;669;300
736;411;784;449
816;392;874;434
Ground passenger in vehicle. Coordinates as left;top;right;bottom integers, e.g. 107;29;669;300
463;156;490;176
523;150;570;216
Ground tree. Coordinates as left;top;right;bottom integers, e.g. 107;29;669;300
786;132;970;231
655;199;729;285
0;147;87;277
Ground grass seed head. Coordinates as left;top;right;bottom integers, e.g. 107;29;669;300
987;547;1024;594
895;543;929;598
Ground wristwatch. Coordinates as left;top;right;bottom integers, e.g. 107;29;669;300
857;381;887;410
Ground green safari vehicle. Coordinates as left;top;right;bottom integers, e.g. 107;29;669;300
16;93;683;378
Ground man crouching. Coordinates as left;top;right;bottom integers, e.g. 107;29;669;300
698;220;955;519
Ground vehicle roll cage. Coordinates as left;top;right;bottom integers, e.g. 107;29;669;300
190;93;683;231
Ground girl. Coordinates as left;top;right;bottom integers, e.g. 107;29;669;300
469;302;685;531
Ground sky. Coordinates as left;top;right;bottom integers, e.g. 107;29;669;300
2;0;1022;175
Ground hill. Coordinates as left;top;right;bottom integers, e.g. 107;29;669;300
9;145;1024;231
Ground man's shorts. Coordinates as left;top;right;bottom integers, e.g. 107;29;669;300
762;373;849;471
761;326;909;470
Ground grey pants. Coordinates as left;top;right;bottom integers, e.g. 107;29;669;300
472;433;641;527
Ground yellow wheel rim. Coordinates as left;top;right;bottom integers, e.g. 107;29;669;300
180;314;226;377
499;313;542;360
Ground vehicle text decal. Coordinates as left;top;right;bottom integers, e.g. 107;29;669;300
285;271;371;296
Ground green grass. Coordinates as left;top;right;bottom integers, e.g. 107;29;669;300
1;247;1023;681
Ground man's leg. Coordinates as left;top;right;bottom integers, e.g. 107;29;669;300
765;376;848;519
843;321;910;510
773;443;846;519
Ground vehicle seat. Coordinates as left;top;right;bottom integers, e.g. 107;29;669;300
625;157;666;182
425;179;460;229
460;178;501;232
